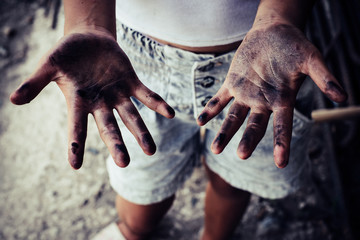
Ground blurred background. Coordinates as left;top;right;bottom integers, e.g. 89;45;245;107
0;0;359;239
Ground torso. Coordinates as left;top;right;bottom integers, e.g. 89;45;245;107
151;36;242;54
116;0;259;51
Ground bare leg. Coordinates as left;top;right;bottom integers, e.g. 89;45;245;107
116;194;175;240
202;163;251;240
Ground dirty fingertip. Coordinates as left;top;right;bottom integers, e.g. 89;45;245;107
10;90;26;105
237;137;253;159
274;145;289;168
237;145;251;160
237;152;251;160
114;144;130;167
10;83;33;104
114;158;130;168
141;133;156;155
210;144;222;155
166;105;175;118
211;133;226;154
326;81;348;103
197;112;208;125
69;157;83;170
68;142;83;169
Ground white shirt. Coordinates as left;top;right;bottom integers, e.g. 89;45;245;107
116;0;260;47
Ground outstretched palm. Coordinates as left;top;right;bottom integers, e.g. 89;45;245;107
11;30;175;169
198;23;347;168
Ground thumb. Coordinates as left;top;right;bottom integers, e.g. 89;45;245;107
10;60;56;105
306;50;347;103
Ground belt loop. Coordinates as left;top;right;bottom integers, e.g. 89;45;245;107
191;61;202;120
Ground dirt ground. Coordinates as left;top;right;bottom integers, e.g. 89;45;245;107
0;1;354;240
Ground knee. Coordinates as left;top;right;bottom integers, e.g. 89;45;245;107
119;218;155;240
116;194;175;240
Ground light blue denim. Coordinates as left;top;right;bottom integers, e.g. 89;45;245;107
106;23;313;205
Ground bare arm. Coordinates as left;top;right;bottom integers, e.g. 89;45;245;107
63;0;116;37
254;0;315;29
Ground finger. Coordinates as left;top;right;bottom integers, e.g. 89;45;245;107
10;61;56;105
197;87;232;126
93;107;130;167
67;105;88;170
115;100;156;155
211;103;249;154
272;107;293;168
306;50;347;103
237;110;270;159
135;85;175;119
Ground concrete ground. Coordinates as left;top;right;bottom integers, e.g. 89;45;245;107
0;2;353;240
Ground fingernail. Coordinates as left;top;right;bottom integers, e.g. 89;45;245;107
142;133;156;154
115;144;130;165
240;133;251;149
278;160;288;168
238;136;251;159
214;133;226;146
11;83;30;104
198;113;208;123
18;83;30;94
115;143;127;154
274;145;289;168
237;147;251;160
71;159;82;169
167;106;175;117
327;81;345;94
276;158;288;168
327;81;347;101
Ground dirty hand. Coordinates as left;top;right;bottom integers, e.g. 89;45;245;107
197;22;347;168
10;30;175;169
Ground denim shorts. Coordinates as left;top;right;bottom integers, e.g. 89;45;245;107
106;23;313;205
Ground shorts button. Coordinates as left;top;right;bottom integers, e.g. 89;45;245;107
201;76;215;88
198;62;214;72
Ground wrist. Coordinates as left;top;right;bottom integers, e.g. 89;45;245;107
64;0;116;39
253;0;315;30
64;24;116;40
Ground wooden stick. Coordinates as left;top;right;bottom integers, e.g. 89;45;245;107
311;106;360;122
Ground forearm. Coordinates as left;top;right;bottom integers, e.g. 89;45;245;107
64;0;116;38
254;0;316;29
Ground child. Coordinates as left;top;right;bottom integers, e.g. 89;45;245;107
10;0;347;239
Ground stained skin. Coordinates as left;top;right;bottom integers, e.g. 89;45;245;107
10;30;175;169
197;23;347;168
10;22;347;170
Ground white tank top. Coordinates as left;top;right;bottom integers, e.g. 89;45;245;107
116;0;260;47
